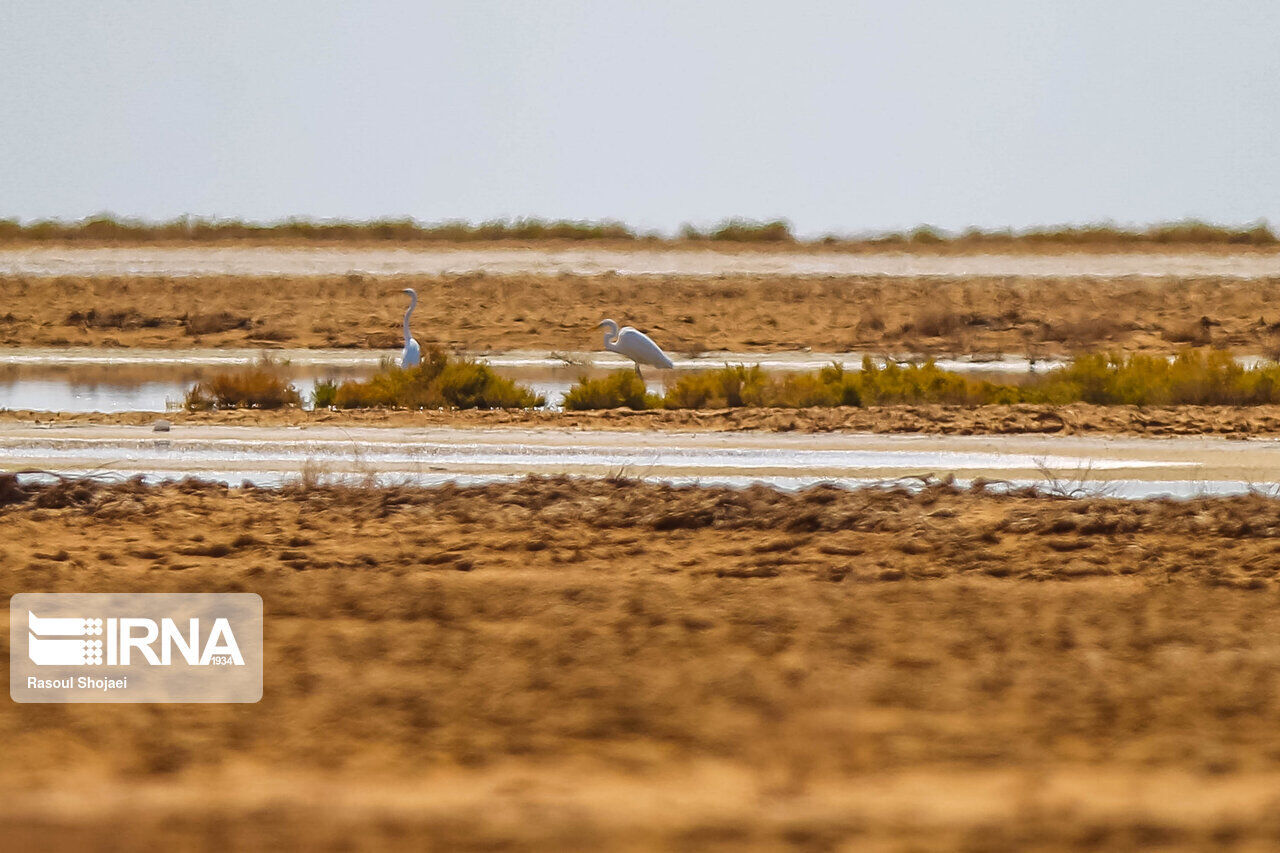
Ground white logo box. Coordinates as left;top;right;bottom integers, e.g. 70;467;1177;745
10;593;262;703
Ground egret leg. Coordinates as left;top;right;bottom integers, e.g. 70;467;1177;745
634;363;644;381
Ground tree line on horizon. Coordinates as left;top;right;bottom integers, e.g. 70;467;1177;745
0;215;1275;246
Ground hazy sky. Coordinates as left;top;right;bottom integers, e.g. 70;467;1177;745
2;1;1278;235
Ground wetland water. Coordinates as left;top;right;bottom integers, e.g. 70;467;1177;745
1;424;1272;499
3;246;1280;278
0;348;1054;413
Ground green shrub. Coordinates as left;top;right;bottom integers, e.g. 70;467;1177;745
311;380;339;409
563;349;1280;411
776;363;862;407
1029;350;1280;406
855;358;1003;406
0;215;637;243
707;219;795;242
908;226;946;245
184;358;302;410
329;347;543;409
662;364;770;408
1;215;1273;247
436;361;543;408
562;371;661;410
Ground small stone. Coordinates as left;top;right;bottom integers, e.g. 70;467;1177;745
152;419;172;432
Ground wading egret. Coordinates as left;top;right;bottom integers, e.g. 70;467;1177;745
597;319;674;379
400;288;421;368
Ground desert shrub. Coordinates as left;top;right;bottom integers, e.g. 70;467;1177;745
171;347;1280;412
562;371;661;410
184;358;302;410
184;311;250;335
662;364;770;408
707;219;795;242
566;349;1280;411
436;361;543;408
965;220;1279;248
855;358;1006;406
769;366;854;407
66;309;167;329
1;214;1274;247
329;347;543;409
0;215;636;243
908;226;946;245
1030;350;1280;406
1146;221;1278;246
906;307;963;338
311;380;339;409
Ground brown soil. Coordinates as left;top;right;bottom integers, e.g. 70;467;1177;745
9;402;1280;437
3;477;1280;849
3;273;1280;355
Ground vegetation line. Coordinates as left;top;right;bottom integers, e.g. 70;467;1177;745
186;351;543;411
187;349;1280;411
567;350;1280;410
1;215;1276;247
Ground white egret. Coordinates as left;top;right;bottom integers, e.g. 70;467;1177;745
400;288;421;368
597;319;674;379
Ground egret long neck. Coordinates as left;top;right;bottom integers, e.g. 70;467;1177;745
403;296;417;344
602;329;617;351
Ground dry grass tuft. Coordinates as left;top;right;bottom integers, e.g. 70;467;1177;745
184;311;251;336
183;357;302;410
66;309;167;330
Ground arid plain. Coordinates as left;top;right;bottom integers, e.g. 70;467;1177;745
4;267;1280;356
5;243;1280;850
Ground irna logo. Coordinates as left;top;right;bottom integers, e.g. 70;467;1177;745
11;593;262;704
27;611;244;667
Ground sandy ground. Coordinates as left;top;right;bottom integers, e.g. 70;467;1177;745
4;244;1280;278
8;403;1280;437
4;269;1280;355
4;477;1280;849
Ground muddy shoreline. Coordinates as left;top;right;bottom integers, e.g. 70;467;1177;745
4;478;1280;848
8;402;1280;437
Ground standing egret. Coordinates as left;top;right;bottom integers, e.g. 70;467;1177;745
597;319;674;379
400;288;421;368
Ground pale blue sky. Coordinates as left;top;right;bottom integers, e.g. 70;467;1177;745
2;1;1277;235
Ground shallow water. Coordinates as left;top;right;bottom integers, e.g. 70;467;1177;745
2;425;1269;499
0;369;586;413
13;468;1255;499
3;247;1279;279
0;435;1188;473
0;347;1058;372
0;348;1055;413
